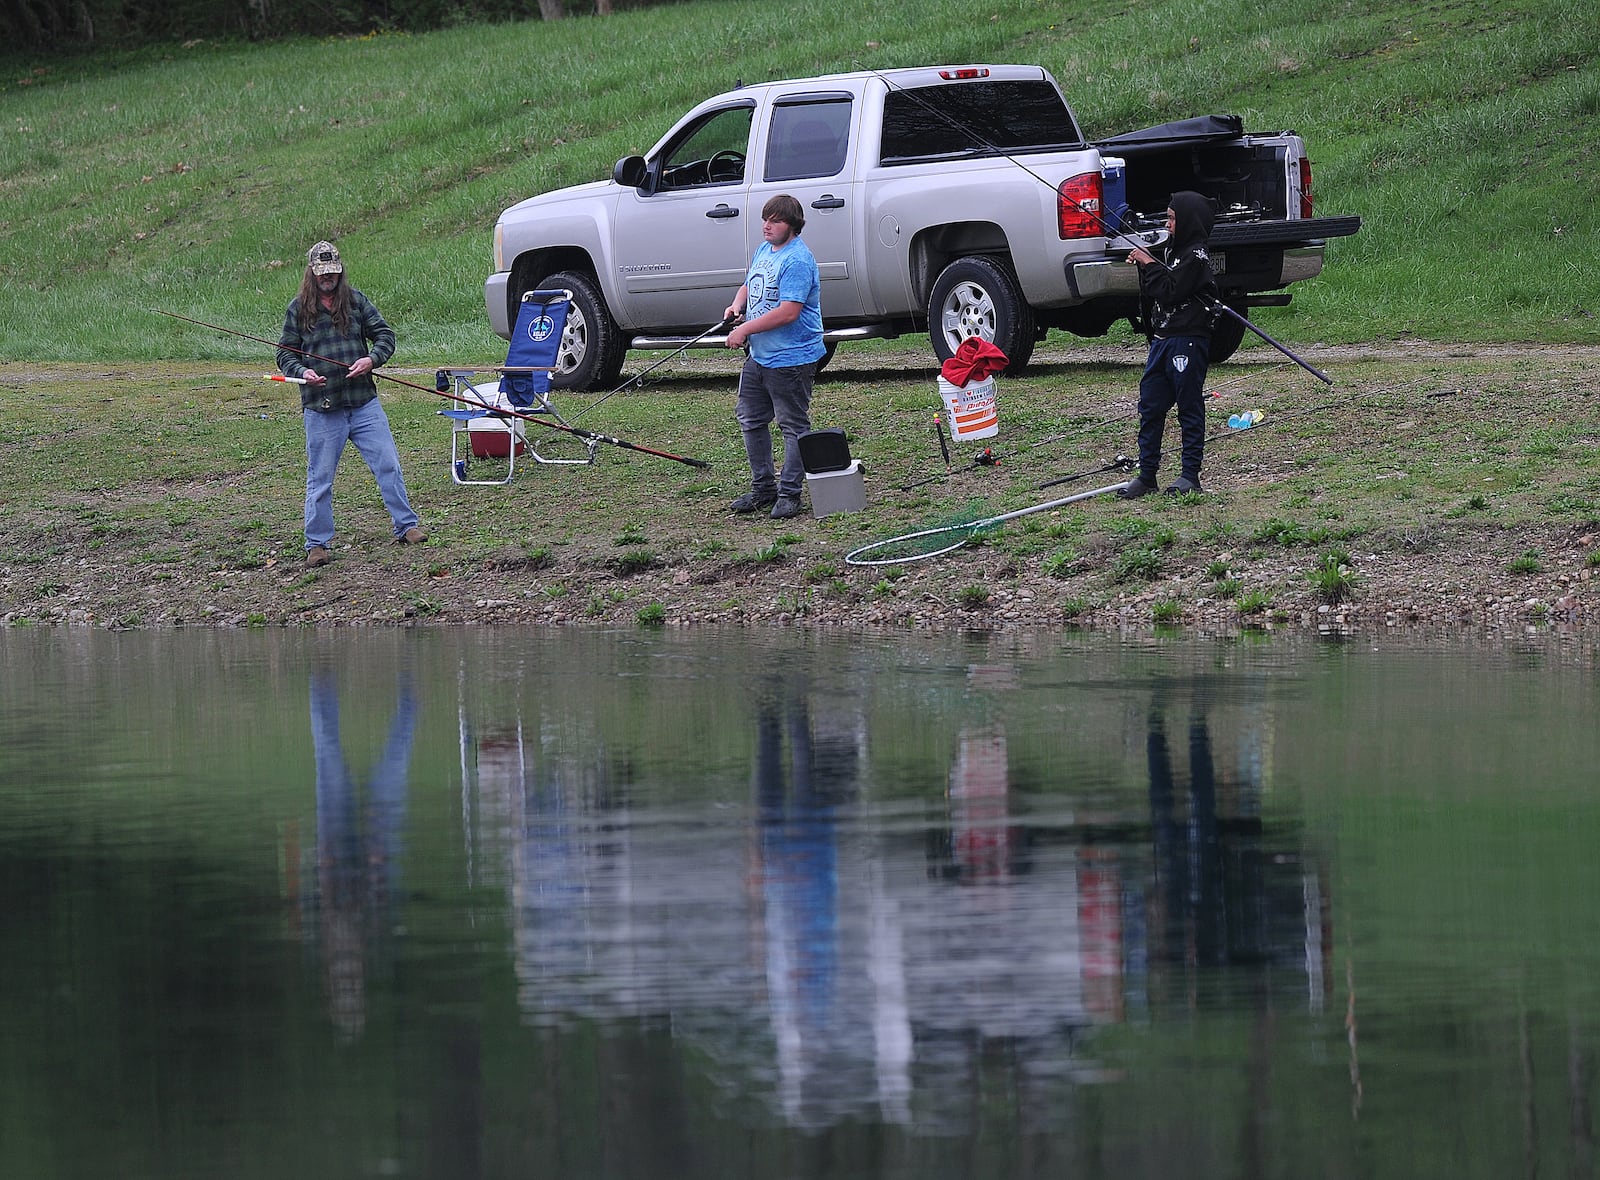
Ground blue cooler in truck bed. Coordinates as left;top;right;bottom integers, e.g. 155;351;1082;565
1101;156;1128;233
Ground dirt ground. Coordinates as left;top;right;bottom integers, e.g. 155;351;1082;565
4;341;1600;637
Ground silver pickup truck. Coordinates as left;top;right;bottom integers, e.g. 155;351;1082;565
486;64;1360;390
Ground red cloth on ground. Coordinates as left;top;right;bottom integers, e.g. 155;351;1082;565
940;337;1009;386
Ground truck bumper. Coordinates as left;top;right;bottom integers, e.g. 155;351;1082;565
485;272;511;340
1064;257;1141;301
1278;245;1325;284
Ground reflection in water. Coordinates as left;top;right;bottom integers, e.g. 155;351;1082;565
459;655;1330;1134
305;665;415;1039
11;629;1600;1177
752;683;850;1124
1143;697;1330;1016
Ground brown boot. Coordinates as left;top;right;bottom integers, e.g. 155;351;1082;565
399;526;428;545
306;546;331;567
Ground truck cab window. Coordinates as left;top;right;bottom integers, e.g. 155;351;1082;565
764;99;852;182
659;105;755;190
880;80;1084;163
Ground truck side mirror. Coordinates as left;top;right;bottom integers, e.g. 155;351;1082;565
612;156;648;188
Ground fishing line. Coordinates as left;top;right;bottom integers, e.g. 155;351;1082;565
155;309;713;469
567;316;733;423
851;64;1335;384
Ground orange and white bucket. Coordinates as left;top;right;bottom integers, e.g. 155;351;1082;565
937;376;1000;441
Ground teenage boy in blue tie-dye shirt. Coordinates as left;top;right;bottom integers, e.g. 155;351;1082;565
724;195;827;521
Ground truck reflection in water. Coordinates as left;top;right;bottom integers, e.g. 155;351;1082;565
462;670;1329;1130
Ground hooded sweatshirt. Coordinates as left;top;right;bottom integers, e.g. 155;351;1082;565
1138;190;1219;339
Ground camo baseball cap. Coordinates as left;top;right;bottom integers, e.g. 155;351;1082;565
307;240;343;275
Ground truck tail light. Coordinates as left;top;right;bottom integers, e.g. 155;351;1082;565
1298;156;1313;219
937;68;991;80
1057;172;1104;239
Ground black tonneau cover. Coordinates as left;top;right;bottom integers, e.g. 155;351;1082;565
1094;115;1246;155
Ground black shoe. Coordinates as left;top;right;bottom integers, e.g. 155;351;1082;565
1116;476;1159;500
730;490;778;513
1164;475;1203;495
770;495;804;520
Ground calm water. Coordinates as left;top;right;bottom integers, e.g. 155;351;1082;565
4;626;1600;1179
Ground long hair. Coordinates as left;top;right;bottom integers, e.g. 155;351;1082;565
296;267;352;333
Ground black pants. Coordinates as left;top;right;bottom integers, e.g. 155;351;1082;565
1137;335;1210;484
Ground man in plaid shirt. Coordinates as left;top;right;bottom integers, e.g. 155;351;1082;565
278;240;425;568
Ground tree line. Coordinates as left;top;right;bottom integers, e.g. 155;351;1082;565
2;0;667;52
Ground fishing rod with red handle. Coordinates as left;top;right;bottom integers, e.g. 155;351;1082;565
156;310;712;469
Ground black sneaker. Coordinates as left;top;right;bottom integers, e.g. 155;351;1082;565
730;490;778;513
1164;475;1203;495
1116;476;1159;500
770;495;804;520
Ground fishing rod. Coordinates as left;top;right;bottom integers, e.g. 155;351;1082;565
934;411;953;469
568;316;733;423
1036;374;1433;490
155;309;712;469
1017;361;1288;456
900;443;1001;492
854;64;1335;385
900;413;955;490
1037;454;1136;490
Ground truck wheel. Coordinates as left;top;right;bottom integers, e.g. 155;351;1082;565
1209;301;1249;364
928;256;1036;374
544;270;627;391
816;340;837;376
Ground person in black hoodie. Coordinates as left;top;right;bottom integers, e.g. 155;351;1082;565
1118;191;1220;498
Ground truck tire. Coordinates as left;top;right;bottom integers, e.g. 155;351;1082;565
928;256;1036;374
543;270;627;392
1209;301;1249;364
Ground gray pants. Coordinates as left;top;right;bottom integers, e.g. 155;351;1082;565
736;356;815;499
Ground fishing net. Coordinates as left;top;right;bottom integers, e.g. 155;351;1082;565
845;482;1129;567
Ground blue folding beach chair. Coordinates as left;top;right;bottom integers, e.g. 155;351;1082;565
438;289;597;485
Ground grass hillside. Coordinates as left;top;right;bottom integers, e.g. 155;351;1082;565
1;0;1596;365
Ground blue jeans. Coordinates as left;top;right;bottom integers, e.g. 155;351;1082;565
303;398;419;549
736;356;815;499
1137;335;1210;484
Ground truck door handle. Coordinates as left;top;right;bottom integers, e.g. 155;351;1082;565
705;204;740;219
810;195;845;210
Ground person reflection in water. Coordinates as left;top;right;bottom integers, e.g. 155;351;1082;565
750;685;857;1123
309;666;416;1040
1144;702;1279;981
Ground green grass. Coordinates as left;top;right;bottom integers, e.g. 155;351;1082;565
0;0;1595;363
1307;549;1360;603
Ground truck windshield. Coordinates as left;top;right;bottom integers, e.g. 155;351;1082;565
880;80;1084;163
